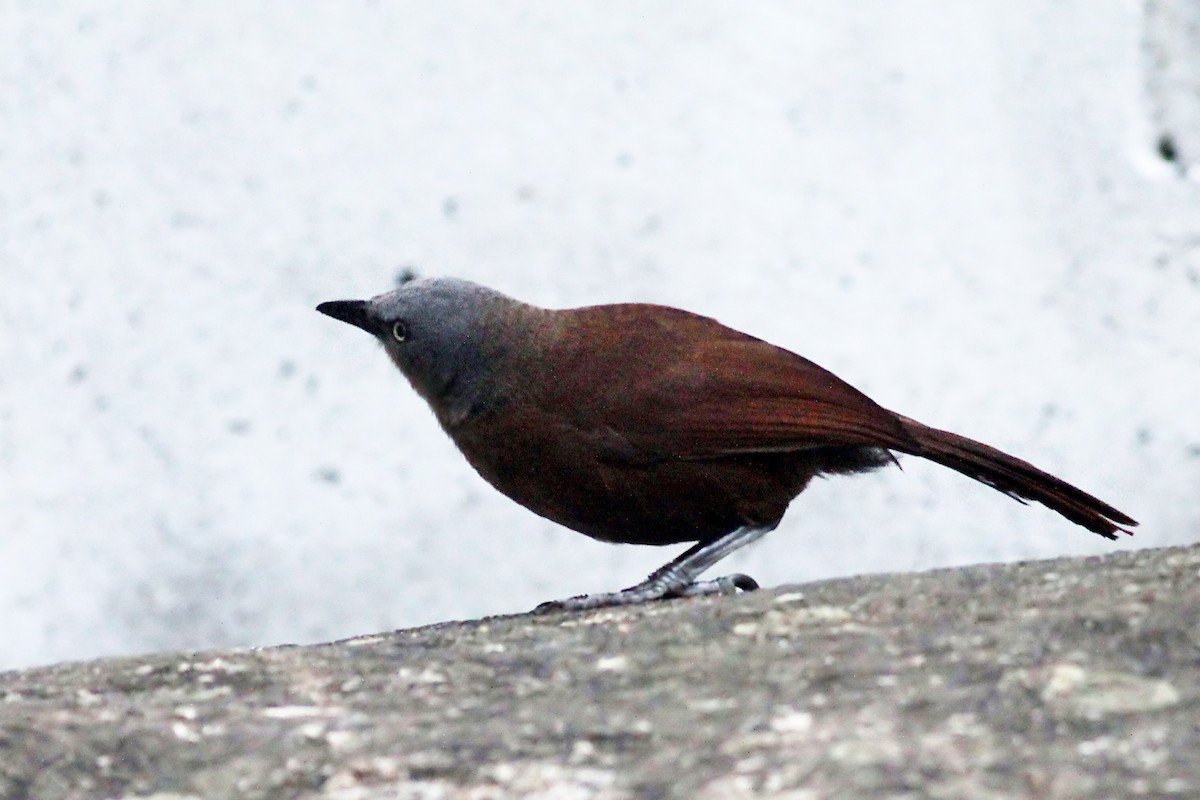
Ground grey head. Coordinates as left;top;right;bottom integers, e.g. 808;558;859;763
317;277;533;424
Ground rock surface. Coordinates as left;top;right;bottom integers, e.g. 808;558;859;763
2;544;1198;799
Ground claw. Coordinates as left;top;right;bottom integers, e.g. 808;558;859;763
730;573;760;592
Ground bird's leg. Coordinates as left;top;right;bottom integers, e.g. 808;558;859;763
535;525;773;612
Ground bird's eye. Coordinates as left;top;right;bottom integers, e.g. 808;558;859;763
391;321;409;342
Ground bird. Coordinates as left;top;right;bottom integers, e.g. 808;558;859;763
316;276;1136;612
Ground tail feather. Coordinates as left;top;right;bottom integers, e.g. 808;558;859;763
893;415;1137;540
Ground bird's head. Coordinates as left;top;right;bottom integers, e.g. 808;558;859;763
317;277;528;423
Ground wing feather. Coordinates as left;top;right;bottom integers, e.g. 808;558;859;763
536;305;917;462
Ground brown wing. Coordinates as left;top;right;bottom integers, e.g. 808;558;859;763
537;304;919;462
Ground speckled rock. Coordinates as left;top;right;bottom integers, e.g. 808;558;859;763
2;544;1198;799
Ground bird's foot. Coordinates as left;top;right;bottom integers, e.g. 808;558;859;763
534;573;758;613
536;526;771;613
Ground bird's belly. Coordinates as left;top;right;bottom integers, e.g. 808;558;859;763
449;417;811;545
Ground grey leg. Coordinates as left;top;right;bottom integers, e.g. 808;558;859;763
535;525;773;613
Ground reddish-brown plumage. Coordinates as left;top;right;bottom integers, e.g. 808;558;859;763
318;277;1136;610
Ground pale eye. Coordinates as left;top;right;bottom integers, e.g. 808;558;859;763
391;321;409;342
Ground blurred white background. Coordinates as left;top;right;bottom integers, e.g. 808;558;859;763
2;2;1197;670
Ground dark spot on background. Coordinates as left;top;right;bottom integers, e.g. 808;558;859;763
1157;134;1178;164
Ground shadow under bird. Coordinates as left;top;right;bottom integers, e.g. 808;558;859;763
317;277;1136;611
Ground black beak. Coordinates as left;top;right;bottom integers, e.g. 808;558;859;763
316;300;374;333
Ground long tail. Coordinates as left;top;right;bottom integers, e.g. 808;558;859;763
892;415;1137;540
